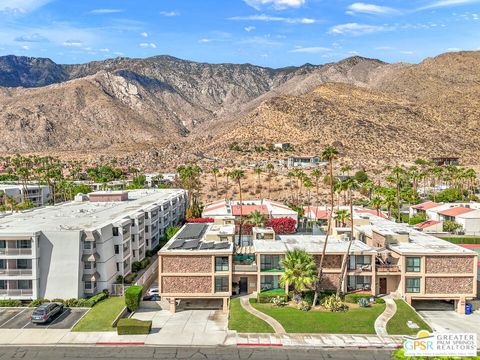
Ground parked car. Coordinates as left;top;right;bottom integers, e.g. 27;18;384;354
147;287;159;296
143;294;161;301
31;302;64;324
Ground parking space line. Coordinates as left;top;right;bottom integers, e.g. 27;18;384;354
0;309;26;328
47;309;69;329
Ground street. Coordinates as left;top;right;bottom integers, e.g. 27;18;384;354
0;346;392;360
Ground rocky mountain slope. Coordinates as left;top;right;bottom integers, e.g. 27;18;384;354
0;51;479;168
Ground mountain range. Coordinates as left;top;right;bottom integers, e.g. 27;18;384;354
0;51;479;169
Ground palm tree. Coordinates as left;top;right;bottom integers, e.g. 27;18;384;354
280;249;317;301
370;196;383;216
266;163;275;199
312;146;338;307
229;169;245;241
334;209;349;227
246;210;266;228
391;166;404;223
254;167;262;190
211;167;220;195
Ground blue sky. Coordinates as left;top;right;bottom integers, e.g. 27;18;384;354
0;0;479;67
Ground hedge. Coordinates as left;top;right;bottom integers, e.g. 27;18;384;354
257;290;288;304
85;292;108;307
344;293;374;304
125;285;143;312
117;318;152;335
0;299;22;307
28;299;50;307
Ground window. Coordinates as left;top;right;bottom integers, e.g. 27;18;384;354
17;240;31;248
145;226;149;233
18;280;32;290
348;255;372;270
406;277;421;293
133;250;136;257
116;263;120;272
84;281;96;290
215;276;229;292
347;276;371;291
0;259;4;269
215;257;229;272
145;213;149;219
84;242;95;250
84;262;92;270
260;275;280;291
260;255;284;271
0;280;6;289
406;257;421;272
122;226;129;235
113;227;119;236
114;245;119;255
17;259;31;269
0;240;5;249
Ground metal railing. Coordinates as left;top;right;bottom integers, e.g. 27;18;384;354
0;248;33;256
0;289;33;296
377;265;401;272
233;264;257;272
0;269;33;276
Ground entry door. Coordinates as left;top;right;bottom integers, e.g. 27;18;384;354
239;277;248;294
379;278;387;294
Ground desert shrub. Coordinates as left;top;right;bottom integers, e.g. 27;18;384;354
321;295;347;312
257;290;288;304
117;318;152;335
357;298;370;307
125;285;143;312
344;293;372;304
271;296;287;307
0;299;22;307
297;300;311;311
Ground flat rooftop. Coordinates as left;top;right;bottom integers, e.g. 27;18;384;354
355;213;476;255
0;189;185;234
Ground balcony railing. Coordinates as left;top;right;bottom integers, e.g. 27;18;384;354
376;265;400;272
234;264;257;272
0;289;33;296
0;248;33;256
0;269;33;276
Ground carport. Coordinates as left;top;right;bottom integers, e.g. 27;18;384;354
178;298;224;311
412;299;455;311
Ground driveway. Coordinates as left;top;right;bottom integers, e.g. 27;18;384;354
419;310;480;338
0;308;88;330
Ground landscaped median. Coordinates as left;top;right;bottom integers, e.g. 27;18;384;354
72;296;126;332
228;298;274;333
386;299;432;336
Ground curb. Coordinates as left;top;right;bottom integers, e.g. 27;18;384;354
96;342;145;345
237;343;283;347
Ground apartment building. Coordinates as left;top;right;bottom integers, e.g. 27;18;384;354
410;201;480;235
0;184;51;206
202;199;298;223
0;189;186;300
159;213;477;314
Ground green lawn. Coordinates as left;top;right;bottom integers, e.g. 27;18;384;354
72;296;126;332
386;299;432;336
250;299;385;334
228;298;274;333
437;236;480;244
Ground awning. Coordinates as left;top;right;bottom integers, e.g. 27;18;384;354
82;272;100;281
235;246;255;255
82;253;100;262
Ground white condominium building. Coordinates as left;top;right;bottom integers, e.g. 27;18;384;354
0;184;51;207
0;189;187;300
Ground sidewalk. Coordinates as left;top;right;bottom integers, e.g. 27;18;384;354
239;297;286;334
374;296;397;336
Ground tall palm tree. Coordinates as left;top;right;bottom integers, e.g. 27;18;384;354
254;167;262;191
370;196;383;216
246;210;266;228
211;167;219;195
391;166;404;223
280;249;317;301
229;169;245;242
312;146;338;307
266;163;275;199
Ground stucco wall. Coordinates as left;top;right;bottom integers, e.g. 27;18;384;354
369;231;386;248
425;277;474;294
162;276;212;293
161;255;212;273
425;256;474;274
320;273;341;289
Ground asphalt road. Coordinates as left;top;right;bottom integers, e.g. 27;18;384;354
0;308;88;329
0;346;392;360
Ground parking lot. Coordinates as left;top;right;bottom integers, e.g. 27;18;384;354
0;308;89;330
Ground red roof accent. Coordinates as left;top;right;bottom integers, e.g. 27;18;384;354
304;206;329;220
415;220;440;229
269;200;293;210
203;203;226;212
438;207;475;217
355;209;388;219
232;205;268;216
412;201;442;210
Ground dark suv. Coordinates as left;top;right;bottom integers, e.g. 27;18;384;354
31;302;64;324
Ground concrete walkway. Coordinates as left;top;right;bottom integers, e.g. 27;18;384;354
239;297;286;334
374;296;397;336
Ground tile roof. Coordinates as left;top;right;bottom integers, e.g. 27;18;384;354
415;220;440;229
438;207;475;217
304;206;328;220
411;201;442;210
355;209;388;219
231;205;268;216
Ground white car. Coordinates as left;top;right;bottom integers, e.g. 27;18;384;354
148;287;159;296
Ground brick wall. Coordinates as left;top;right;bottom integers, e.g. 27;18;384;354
162;276;212;293
314;255;342;269
425;256;474;274
320;273;341;290
161;255;212;273
369;231;386;248
425;277;474;294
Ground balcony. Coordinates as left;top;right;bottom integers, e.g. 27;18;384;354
0;289;33;297
234;263;257;272
0;248;32;256
84;286;97;294
376;265;401;273
0;269;33;276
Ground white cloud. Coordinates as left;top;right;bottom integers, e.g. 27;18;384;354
229;14;317;24
399;50;414;54
329;22;391;35
244;0;306;10
20;45;30;50
139;42;157;48
238;36;283;46
140;32;149;38
160;11;179;16
113;51;125;56
14;33;48;42
447;47;462;51
90;8;124;14
418;0;480;10
290;46;331;53
244;26;256;32
0;0;52;15
99;48;110;52
346;2;400;15
199;38;212;43
63;40;83;47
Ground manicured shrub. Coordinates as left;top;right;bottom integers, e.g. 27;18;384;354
375;297;385;304
51;298;65;304
0;299;22;307
140;257;150;269
75;298;89;307
28;299;50;307
124;272;137;284
321;295;347;312
85;292;108;307
257;290;288;304
132;261;142;272
117;318;152;335
125;285;143;312
344;293;372;304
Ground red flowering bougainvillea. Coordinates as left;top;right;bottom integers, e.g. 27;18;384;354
186;218;215;223
265;218;297;234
